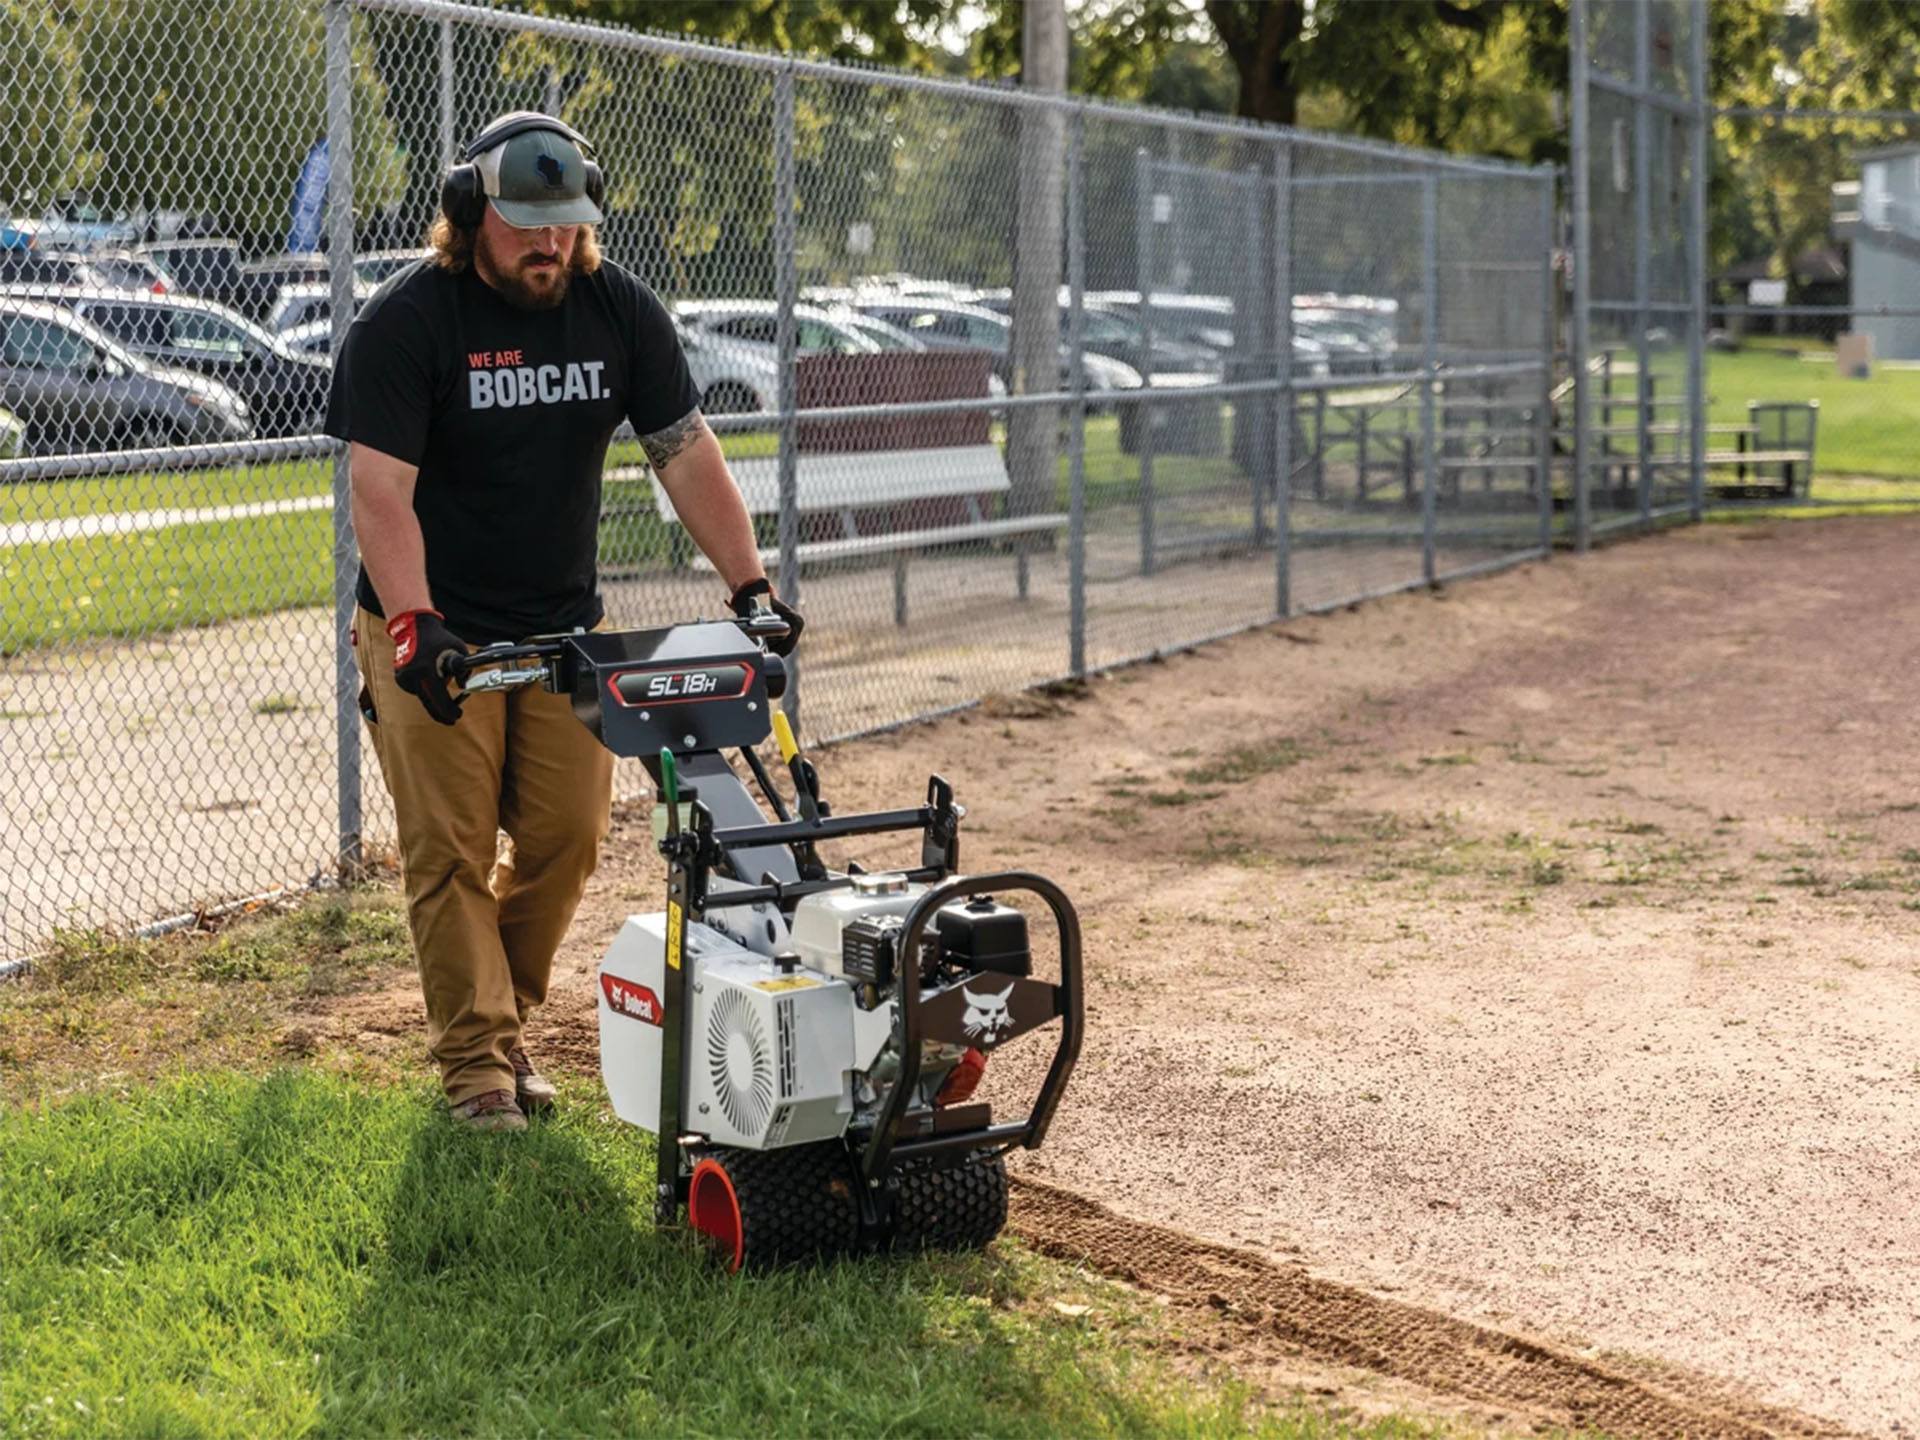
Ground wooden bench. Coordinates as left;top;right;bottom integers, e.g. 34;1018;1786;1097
620;352;1065;626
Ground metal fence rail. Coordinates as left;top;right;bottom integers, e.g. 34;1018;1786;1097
0;0;1554;960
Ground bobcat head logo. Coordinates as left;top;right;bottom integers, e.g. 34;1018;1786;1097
535;153;565;189
961;982;1015;1045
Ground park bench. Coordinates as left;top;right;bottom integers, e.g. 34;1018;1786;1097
1599;400;1819;498
617;351;1064;625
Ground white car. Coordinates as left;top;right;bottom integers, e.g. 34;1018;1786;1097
674;300;887;364
675;323;778;415
267;280;373;335
674;301;1010;414
280;318;334;358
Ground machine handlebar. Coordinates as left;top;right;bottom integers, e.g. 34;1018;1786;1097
441;612;788;693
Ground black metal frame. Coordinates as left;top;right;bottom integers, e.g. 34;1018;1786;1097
859;871;1084;1193
648;777;1081;1228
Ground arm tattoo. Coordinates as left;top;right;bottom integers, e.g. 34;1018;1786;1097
640;408;706;472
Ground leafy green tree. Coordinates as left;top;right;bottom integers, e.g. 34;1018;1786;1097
0;0;91;215
67;0;404;244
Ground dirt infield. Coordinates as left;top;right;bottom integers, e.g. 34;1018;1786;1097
1009;1177;1850;1438
323;515;1917;1435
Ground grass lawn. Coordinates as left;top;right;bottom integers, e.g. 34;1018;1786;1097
0;895;1447;1440
1706;348;1920;482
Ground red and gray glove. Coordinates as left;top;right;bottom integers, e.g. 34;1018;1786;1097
386;609;468;725
728;578;803;657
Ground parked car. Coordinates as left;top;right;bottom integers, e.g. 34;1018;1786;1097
279;319;334;358
674;321;777;415
850;296;1143;400
137;239;264;316
826;309;929;352
674;300;886;360
967;288;1224;381
353;248;430;286
32;194;144;251
0;247;116;290
672;301;1012;415
3;286;330;437
0;299;253;454
823;307;1011;411
266;280;372;335
70;249;170;294
241;254;331;308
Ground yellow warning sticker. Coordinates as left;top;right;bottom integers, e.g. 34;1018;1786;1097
754;976;822;993
666;901;683;970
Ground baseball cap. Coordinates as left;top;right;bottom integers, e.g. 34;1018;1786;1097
474;125;604;229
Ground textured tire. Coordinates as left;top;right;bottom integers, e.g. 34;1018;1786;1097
889;1153;1009;1253
698;1142;860;1271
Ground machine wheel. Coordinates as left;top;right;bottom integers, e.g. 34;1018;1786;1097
686;1142;859;1272
888;1153;1008;1253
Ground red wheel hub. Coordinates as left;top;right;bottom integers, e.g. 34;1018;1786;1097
688;1158;744;1273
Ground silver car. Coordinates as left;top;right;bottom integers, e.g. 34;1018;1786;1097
0;299;253;454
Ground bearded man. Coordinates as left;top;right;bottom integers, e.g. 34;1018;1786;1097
324;112;801;1132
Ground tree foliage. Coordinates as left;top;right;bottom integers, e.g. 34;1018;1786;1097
14;0;404;243
0;0;92;214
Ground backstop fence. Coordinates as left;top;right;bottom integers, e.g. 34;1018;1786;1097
1569;0;1920;547
2;0;1559;959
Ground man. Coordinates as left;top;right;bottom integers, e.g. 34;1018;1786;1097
325;112;800;1133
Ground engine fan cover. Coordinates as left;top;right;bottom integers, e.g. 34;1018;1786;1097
689;956;858;1149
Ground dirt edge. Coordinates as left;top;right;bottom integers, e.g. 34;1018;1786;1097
1007;1176;1856;1440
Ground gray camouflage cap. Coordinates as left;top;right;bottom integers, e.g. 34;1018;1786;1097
475;127;604;228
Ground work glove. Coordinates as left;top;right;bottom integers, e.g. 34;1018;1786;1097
729;577;803;657
386;608;468;725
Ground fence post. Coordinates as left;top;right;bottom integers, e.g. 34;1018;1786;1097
1538;169;1557;555
438;17;455;164
1245;170;1267;547
1420;168;1439;586
1272;138;1293;618
1133;147;1156;577
1688;0;1708;522
1570;0;1592;553
1633;0;1653;527
1067;110;1088;678
773;62;800;729
325;0;361;878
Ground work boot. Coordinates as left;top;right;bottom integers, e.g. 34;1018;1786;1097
509;1047;557;1114
451;1088;527;1133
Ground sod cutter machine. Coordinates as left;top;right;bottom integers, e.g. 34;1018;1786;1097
447;613;1084;1269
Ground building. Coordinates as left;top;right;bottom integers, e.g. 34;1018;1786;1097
1833;143;1920;360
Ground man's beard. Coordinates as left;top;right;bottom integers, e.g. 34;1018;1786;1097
477;232;571;310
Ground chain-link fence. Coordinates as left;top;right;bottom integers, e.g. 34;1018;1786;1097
0;0;1556;961
1569;0;1920;545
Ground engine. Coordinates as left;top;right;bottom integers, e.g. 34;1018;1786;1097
598;874;1034;1151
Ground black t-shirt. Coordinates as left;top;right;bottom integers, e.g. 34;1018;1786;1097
324;258;700;642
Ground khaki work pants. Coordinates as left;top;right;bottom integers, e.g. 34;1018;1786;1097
354;608;613;1105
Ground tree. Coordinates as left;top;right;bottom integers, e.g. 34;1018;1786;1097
0;0;91;214
67;0;405;244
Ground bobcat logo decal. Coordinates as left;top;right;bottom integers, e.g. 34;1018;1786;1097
961;982;1015;1045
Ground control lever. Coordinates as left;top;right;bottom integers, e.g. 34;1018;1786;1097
771;710;828;880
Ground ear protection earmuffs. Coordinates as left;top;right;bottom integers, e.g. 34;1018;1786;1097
439;112;605;230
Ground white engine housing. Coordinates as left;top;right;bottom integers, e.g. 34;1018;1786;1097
599;913;859;1149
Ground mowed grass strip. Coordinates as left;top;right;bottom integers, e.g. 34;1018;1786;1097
0;890;1453;1438
0;1070;1432;1440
